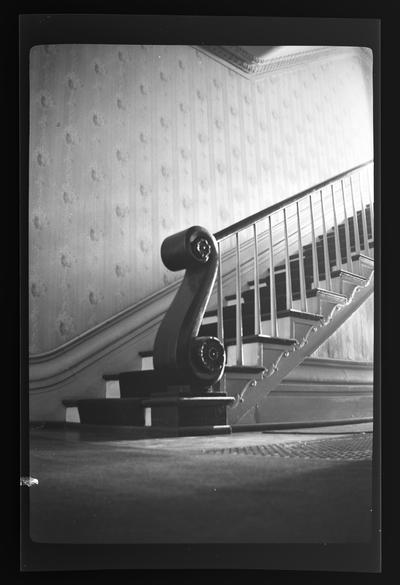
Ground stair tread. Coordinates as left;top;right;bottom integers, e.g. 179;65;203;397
224;365;266;374
64;397;145;406
138;350;153;357
227;286;348;302
225;334;297;347
103;369;158;381
307;287;348;299
142;395;235;406
110;356;267;374
330;269;367;280
352;252;374;262
204;308;323;322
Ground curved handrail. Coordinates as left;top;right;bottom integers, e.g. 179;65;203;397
214;160;373;241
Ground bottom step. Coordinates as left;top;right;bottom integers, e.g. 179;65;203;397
48;421;232;438
63;393;235;437
64;398;145;426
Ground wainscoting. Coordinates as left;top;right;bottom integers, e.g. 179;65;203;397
251;357;373;424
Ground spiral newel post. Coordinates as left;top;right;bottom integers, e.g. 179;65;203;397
146;226;234;435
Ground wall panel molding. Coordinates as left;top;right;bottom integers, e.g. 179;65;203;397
29;280;179;390
281;356;373;386
195;46;372;79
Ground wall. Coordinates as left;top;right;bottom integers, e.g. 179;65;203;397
311;294;374;361
29;44;373;354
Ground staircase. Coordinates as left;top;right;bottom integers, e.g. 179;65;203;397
64;161;374;435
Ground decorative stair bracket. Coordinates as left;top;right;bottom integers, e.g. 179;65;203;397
150;225;234;434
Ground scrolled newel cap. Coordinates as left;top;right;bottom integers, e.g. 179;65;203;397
190;336;226;384
160;225;217;272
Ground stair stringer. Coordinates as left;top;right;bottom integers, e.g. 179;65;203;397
225;271;374;425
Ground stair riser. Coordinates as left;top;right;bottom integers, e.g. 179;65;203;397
304;296;344;318
352;258;374;278
65;406;81;423
77;403;145;426
200;312;319;341
148;404;229;428
105;380;121;398
226;343;287;369
140;356;154;371
261;316;315;340
330;277;364;297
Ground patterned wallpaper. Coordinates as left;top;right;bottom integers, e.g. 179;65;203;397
29;44;373;354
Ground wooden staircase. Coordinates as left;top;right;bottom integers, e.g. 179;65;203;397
64;162;375;434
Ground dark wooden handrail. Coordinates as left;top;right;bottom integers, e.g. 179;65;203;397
214;160;373;241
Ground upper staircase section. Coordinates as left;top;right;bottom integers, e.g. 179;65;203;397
207;159;374;368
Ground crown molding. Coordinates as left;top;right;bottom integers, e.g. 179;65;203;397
195;45;372;78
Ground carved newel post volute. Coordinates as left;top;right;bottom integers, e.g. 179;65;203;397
153;225;226;392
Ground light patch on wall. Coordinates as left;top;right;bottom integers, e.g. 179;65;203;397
43;44;58;55
88;288;103;306
89;227;103;242
65;72;83;91
92;111;105;127
30;279;48;298
32;209;49;231
37;90;55;109
140;238;151;254
93;59;107;76
62;187;78;205
115;263;130;278
116;96;126;111
34;147;50;168
59;248;75;269
115;148;128;163
182;196;193;209
117;49;128;63
90;165;104;183
56;311;76;339
64;126;80;145
115;205;130;218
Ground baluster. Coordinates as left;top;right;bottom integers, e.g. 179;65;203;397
268;215;278;337
349;176;361;256
320;190;332;290
358;172;371;257
366;166;374;242
235;232;243;365
283;207;293;310
341;179;353;272
253;223;261;336
296;201;307;311
309;194;319;288
331;184;342;270
216;241;224;344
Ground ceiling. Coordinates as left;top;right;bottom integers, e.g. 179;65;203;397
239;46;323;60
197;45;330;77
